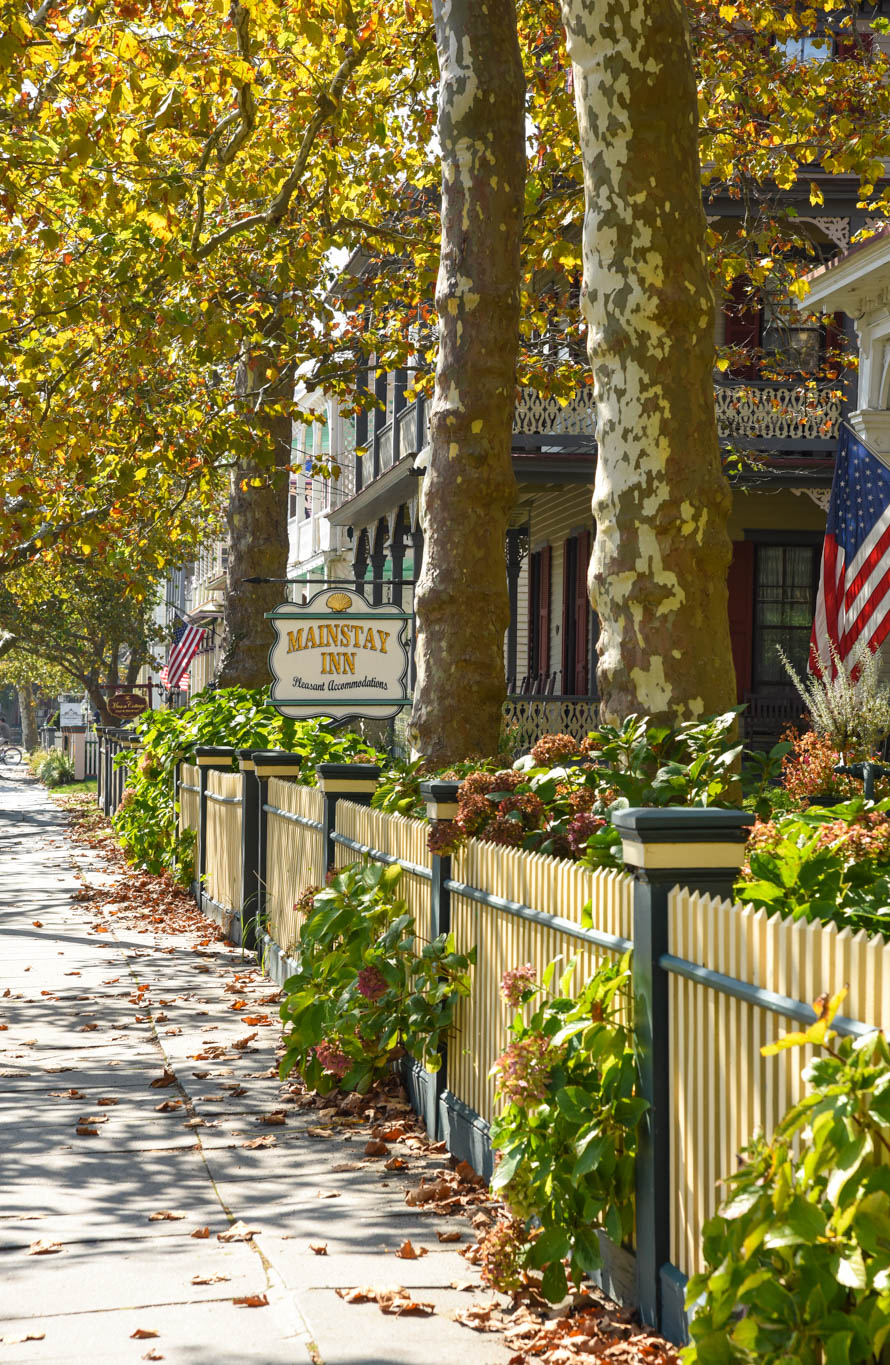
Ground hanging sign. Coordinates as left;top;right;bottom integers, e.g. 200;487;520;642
107;691;149;720
267;588;411;721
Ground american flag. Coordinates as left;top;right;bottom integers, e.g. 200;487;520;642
811;424;890;676
160;616;206;690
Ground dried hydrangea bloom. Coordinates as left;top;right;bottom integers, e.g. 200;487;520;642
494;1034;558;1108
531;733;582;766
356;965;388;1000
500;963;536;1007
313;1040;352;1078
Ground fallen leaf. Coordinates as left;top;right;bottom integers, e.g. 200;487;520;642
309;1243;328;1256
405;1180;450;1206
217;1221;259;1243
155;1100;182;1112
384;1156;407;1170
142;1352;164;1361
96;1097;118;1107
331;1162;362;1172
79;1023;99;1032
231;1033;257;1051
148;1211;185;1222
233;1294;269;1308
316;1190;341;1199
150;1071;176;1089
395;1240;427;1260
242;1135;276;1149
0;1331;46;1343
191;1273;230;1285
437;1230;462;1243
75;1125;98;1136
130;1328;159;1339
190;1227;211;1239
27;1239;63;1256
335;1286;434;1317
306;1126;335;1139
32;921;43;928
260;1111;286;1126
450;1279;476;1292
364;1140;388;1157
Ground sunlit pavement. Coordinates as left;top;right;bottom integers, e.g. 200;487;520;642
0;770;510;1365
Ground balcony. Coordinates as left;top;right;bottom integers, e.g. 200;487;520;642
714;379;843;449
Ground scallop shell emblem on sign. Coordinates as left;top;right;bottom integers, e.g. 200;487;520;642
326;592;352;612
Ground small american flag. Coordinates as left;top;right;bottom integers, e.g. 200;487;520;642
161;616;206;690
811;424;890;675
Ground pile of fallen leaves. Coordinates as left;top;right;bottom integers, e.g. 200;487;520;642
454;1295;680;1364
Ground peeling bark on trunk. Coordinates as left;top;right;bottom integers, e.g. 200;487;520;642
408;0;525;765
559;0;735;725
214;349;292;691
17;681;37;752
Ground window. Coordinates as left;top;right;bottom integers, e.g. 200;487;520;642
778;34;833;64
762;287;822;373
752;544;820;689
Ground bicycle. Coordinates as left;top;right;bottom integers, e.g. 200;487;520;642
0;743;23;766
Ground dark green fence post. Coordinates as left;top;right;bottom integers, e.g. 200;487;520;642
315;763;381;874
612;807;753;1340
419;779;461;1140
249;752;308;948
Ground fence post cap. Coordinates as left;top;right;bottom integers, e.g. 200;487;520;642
194;745;236;767
236;747;256;772
419;779;461;821
612;806;754;874
250;750;305;778
315;762;381;796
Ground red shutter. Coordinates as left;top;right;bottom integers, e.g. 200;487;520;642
574;530;591;694
823;311;845;375
537;545;551;678
727;541;755;701
836;32;874;59
723;277;762;378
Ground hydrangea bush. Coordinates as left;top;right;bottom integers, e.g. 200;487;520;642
486;955;643;1302
279;861;474;1094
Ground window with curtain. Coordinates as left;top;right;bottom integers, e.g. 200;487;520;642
752;544;819;689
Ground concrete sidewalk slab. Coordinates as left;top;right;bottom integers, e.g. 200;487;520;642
0;769;511;1364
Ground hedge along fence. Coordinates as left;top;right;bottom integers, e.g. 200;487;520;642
150;753;890;1345
667;887;890;1284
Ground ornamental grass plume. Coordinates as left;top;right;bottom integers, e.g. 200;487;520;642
780;637;890;758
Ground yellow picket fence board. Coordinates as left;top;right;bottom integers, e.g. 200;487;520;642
447;846;634;1125
333;801;433;943
668;887;890;1279
265;778;326;954
179;763;201;835
205;769;242;912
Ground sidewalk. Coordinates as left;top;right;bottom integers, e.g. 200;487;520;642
0;769;511;1364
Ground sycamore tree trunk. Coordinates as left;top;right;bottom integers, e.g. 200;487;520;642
408;0;525;765
559;0;736;725
214;342;292;690
17;681;37;751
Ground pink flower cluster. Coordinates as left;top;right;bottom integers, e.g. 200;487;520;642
500;964;536;1007
567;812;606;855
495;1034;557;1108
356;965;388;1000
313;1040;352;1078
294;884;320;918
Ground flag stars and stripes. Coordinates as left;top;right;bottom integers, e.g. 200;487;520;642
160;618;206;690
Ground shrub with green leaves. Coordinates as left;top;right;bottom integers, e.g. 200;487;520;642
684;989;890;1365
737;798;890;935
34;748;77;787
278;862;474;1095
112;687;383;883
487;954;643;1302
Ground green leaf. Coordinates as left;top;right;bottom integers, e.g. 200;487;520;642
555;1085;593;1124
